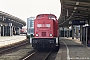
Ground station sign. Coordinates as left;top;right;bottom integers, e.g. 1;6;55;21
71;20;86;25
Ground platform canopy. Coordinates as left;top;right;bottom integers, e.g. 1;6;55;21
0;11;26;27
58;0;90;27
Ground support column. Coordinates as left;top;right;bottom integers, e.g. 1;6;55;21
86;27;87;46
72;25;74;39
68;29;70;37
0;26;1;36
76;27;79;39
8;23;13;36
4;26;7;36
60;27;63;37
12;26;13;36
63;27;65;37
67;27;69;38
16;27;20;35
80;25;83;43
10;26;11;36
1;25;4;36
68;27;70;37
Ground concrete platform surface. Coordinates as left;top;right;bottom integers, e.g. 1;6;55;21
55;37;90;60
0;35;26;48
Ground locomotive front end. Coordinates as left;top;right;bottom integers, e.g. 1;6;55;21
30;14;59;49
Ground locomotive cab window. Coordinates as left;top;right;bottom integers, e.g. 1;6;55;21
48;15;56;20
37;15;44;19
37;24;50;27
37;24;42;27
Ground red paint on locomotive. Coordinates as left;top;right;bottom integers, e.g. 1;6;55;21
34;14;58;38
30;14;59;49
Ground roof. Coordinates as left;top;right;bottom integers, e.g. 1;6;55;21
58;0;90;27
36;14;57;18
0;11;26;27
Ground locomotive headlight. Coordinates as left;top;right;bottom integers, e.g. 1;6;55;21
36;34;38;36
50;34;52;36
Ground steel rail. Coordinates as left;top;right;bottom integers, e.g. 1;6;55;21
22;51;37;60
43;50;53;60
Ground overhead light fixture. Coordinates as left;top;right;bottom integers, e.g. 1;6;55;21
67;9;68;17
74;7;77;9
76;2;79;5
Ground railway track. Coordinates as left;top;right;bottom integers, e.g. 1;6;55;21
22;50;52;60
0;38;59;60
22;47;59;60
22;51;37;60
0;39;35;60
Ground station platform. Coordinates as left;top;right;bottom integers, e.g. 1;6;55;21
55;37;90;60
0;35;26;48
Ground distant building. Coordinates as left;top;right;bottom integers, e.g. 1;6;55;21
27;17;35;35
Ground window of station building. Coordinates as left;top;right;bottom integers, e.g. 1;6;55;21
32;21;34;23
32;25;34;27
32;23;34;25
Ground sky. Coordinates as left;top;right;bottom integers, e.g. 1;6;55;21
0;0;61;26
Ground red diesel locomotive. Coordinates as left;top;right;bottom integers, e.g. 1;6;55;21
30;14;59;49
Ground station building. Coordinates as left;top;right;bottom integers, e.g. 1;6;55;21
27;17;35;35
0;11;26;36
